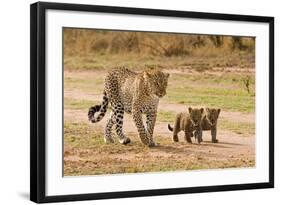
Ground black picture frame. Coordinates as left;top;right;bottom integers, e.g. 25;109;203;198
30;1;274;203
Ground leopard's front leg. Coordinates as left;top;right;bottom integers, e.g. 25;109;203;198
211;127;218;143
146;112;157;146
195;127;203;144
132;108;154;147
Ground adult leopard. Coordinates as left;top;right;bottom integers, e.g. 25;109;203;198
88;67;169;147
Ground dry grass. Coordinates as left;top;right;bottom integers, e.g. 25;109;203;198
64;28;255;57
63;28;255;72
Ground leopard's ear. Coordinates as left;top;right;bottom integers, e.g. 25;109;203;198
217;108;221;116
200;108;204;114
165;73;170;78
206;108;210;113
188;107;192;113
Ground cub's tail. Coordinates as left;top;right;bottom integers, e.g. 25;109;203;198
168;124;174;132
88;91;109;123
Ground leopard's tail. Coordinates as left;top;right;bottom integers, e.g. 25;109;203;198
168;124;174;132
88;91;109;123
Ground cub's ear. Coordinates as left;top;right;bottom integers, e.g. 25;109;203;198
200;108;204;114
206;108;210;112
217;108;221;116
165;73;170;78
188;107;192;113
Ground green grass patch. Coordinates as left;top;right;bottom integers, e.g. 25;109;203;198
169;72;255;89
64;121;105;148
219;120;255;136
64;52;255;72
157;110;176;122
164;72;255;113
165;83;255;113
64;76;104;93
64;97;97;110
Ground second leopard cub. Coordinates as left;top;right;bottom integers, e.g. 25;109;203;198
168;107;204;143
194;108;221;143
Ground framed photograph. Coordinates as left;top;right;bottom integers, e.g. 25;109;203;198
30;1;274;203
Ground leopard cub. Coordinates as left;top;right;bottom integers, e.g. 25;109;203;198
168;107;204;143
194;108;221;143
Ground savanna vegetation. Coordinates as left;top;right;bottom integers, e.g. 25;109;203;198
63;28;255;176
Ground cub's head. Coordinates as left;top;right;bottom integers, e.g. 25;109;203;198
188;107;204;127
205;108;221;126
144;70;169;98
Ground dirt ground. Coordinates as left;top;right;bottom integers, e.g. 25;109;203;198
64;105;255;175
63;70;255;176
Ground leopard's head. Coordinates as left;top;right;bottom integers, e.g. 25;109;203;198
188;107;204;127
144;70;169;98
205;108;221;126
